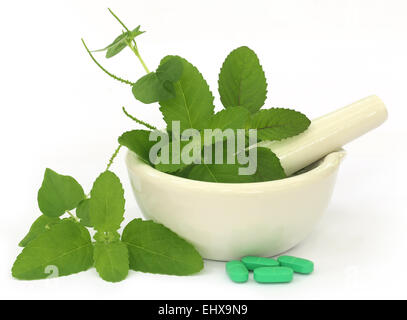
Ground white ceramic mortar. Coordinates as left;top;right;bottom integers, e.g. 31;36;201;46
126;149;345;260
125;95;387;260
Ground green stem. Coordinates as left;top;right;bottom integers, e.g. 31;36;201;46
122;106;156;130
138;53;150;74
130;45;150;73
106;144;122;171
67;210;80;222
108;8;130;32
81;38;134;86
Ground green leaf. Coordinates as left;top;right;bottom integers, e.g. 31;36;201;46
253;147;286;181
89;171;125;232
172;165;194;179
93;27;145;59
156;107;251;174
183;140;251;183
154;160;186;173
207;106;250;130
187;163;255;183
118;130;156;164
186;145;286;183
248;108;311;141
93;32;126;53
156;56;183;83
122;219;203;275
107;27;144;58
37;168;85;217
94;241;129;283
132;73;175;104
19;215;60;247
218;46;267;114
159;56;215;132
12;220;93;280
94;231;121;243
132;56;184;104
154;147;188;173
105;35;128;58
154;135;202;173
76;199;92;227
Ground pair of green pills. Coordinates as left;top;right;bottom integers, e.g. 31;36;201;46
226;255;314;284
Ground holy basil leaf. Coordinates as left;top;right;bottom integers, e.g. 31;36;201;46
37;168;85;217
118;130;156;164
93;32;126;53
156;56;183;83
132;56;183;104
187;163;255;183
186;144;285;183
76;199;92;227
89;171;125;232
122;219;203;275
94;231;121;243
182;140;251;183
93;26;145;58
171;164;194;179
129;26;144;38
249;108;311;141
218;46;267;114
154;150;189;173
105;36;128;59
159;56;215;132
132;72;175;104
12;220;93;280
132;73;160;104
19;215;60;247
94;241;129;283
154;135;202;173
253;147;286;181
207;106;250;130
107;27;144;58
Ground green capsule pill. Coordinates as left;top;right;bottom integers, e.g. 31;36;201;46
226;260;249;283
241;256;279;270
253;267;293;283
277;255;314;274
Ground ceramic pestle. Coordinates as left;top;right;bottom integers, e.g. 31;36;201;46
259;95;388;176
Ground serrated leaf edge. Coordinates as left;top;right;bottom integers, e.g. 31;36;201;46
93;241;129;283
122;219;204;275
159;56;215;130
218;46;268;112
250;107;311;142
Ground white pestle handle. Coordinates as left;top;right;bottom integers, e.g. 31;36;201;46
259;95;388;176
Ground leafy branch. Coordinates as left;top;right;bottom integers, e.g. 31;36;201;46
13;169;203;282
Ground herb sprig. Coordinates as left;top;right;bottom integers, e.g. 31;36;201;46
82;9;310;183
12;8;312;283
13;169;203;282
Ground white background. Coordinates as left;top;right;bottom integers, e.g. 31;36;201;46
1;0;406;299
